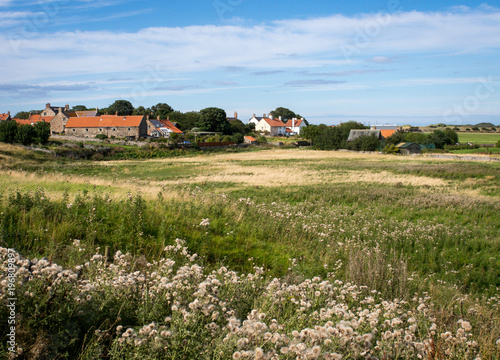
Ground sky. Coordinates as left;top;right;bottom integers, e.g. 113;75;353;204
0;0;499;126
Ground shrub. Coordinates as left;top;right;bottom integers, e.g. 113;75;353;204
0;120;18;143
496;140;500;148
33;121;51;144
15;124;37;145
383;143;400;154
349;134;380;151
95;134;108;140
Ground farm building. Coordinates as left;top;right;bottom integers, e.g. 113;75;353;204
64;115;147;139
396;142;421;155
347;130;384;141
146;117;183;138
244;136;258;145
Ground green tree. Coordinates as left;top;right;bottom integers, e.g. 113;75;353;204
443;128;459;145
199;107;230;134
300;124;321;141
229;119;247;135
384;131;406;146
231;133;244;143
133;106;151;116
313;126;344;150
15;124;36;145
349;134;381;151
33;122;51;144
269;107;309;125
0;120;18;143
151;103;174;119
14;111;30;119
71;105;88;112
269;107;296;122
107;100;134;116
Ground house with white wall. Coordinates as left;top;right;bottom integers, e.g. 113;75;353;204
255;117;286;136
285;118;306;136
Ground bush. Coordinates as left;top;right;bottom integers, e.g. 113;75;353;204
0;120;18;143
15;124;37;145
496;140;500;148
349;134;380;151
383;143;400;154
95;134;108;140
33;121;51;144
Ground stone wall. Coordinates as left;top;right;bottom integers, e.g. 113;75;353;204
66;125;145;139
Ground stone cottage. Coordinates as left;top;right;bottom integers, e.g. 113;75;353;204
64;115;147;139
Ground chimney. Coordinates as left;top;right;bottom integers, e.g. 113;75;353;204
253;114;256;118
269;114;273;119
279;116;282;121
115;111;118;116
167;116;170;121
46;103;50;108
234;111;237;119
157;115;160;120
263;113;266;118
147;115;150;120
7;111;10;116
65;104;69;111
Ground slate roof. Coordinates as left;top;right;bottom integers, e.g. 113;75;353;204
347;129;382;141
76;110;98;117
396;142;418;149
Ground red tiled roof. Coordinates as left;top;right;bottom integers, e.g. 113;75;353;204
65;115;144;128
245;136;256;141
262;118;286;127
380;129;397;138
285;119;303;127
0;113;10;121
159;119;183;134
27;114;53;123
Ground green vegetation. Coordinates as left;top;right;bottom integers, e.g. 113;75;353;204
0;120;50;145
458;132;500;145
0;145;499;359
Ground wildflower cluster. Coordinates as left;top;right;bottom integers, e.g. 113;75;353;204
1;243;492;359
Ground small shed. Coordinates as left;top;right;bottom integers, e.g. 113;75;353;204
396;142;421;155
244;136;258;145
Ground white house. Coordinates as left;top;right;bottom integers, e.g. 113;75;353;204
255;117;286;136
249;114;267;126
285;118;306;136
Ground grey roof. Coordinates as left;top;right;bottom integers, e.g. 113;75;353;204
347;129;382;141
396;142;418;149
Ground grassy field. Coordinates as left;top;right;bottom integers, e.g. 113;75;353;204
458;132;500;144
0;143;499;359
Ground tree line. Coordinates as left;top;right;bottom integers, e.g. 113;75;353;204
0;121;50;145
301;122;459;152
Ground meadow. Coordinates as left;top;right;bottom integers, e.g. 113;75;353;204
457;132;500;145
0;143;499;359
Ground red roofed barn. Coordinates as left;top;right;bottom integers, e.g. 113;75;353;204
64;115;147;139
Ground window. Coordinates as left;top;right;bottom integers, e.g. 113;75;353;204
128;128;130;131
99;129;102;132
85;129;89;132
113;128;116;131
72;129;75;132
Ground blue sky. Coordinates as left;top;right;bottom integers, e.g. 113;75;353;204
0;0;499;125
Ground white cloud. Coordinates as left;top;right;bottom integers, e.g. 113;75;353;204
1;6;500;108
